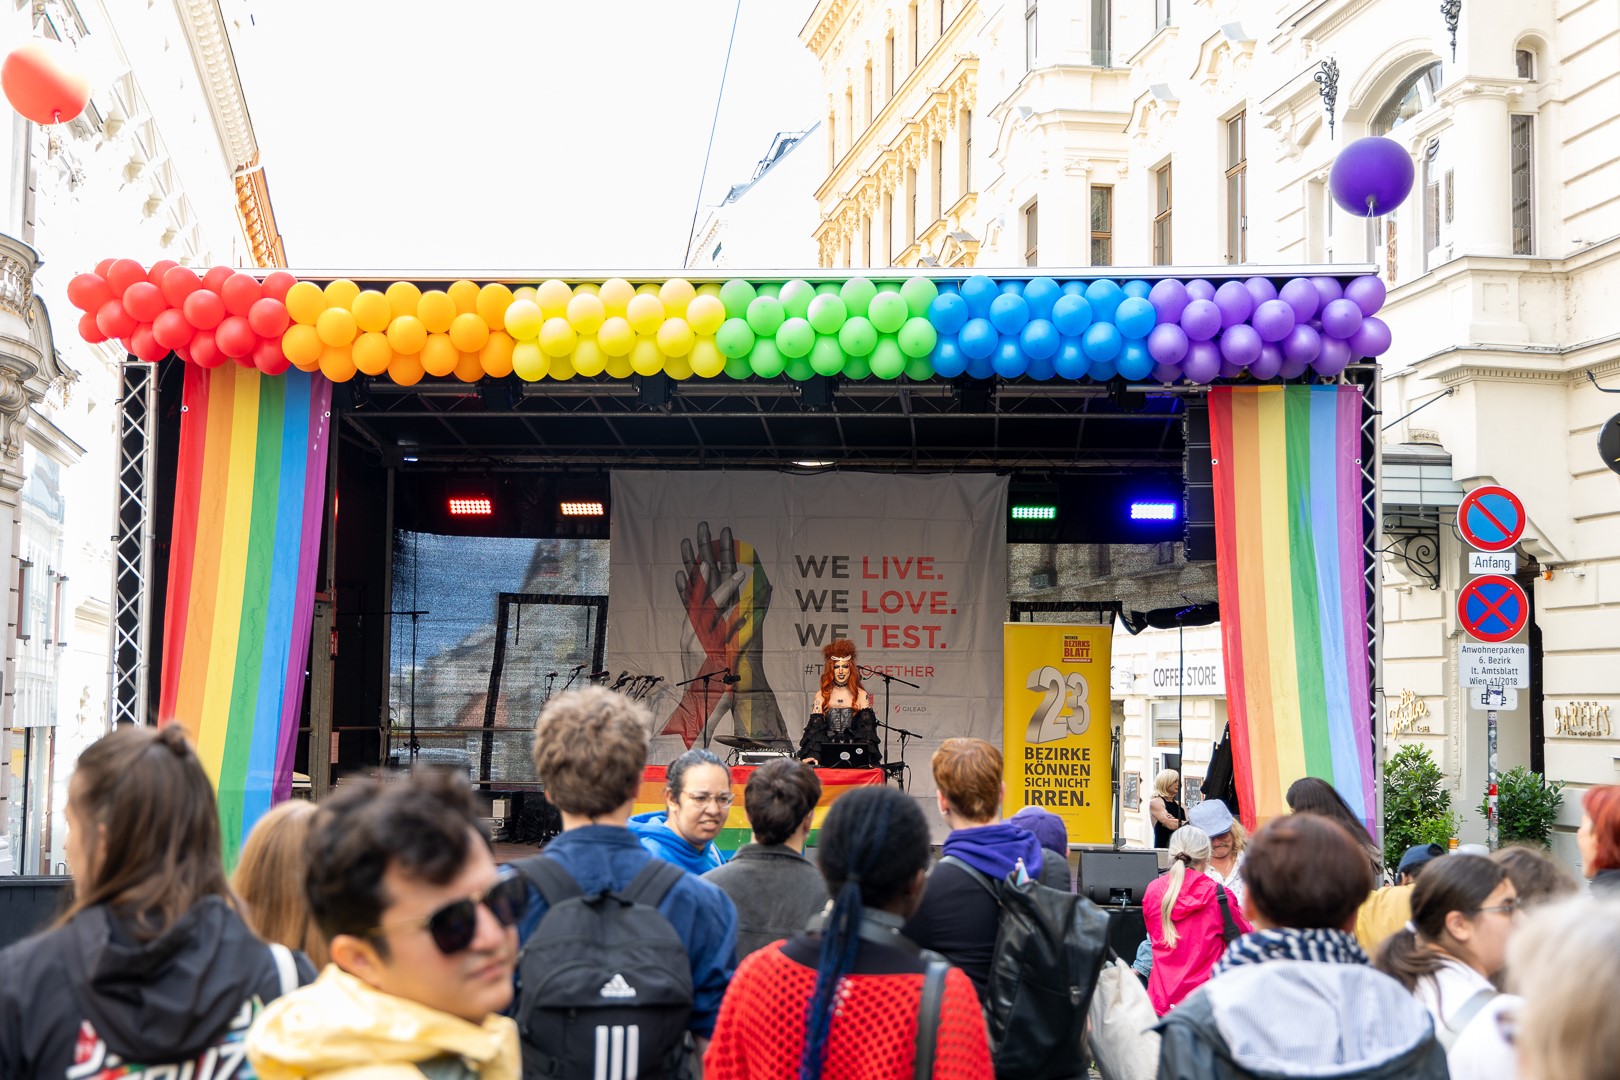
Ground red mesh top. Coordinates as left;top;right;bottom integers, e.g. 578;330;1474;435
705;941;993;1079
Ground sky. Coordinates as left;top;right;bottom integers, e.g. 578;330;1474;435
227;1;823;272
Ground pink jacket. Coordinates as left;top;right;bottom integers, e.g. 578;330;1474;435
1143;869;1253;1015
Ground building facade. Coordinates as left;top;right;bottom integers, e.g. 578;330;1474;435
686;126;827;271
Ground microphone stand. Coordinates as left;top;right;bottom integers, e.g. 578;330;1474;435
674;668;729;749
859;665;920;788
871;716;923;791
560;664;587;693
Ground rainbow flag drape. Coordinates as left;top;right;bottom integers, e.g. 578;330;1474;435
157;363;332;862
635;765;884;851
1210;385;1374;834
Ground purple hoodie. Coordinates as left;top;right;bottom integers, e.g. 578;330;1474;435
942;821;1045;880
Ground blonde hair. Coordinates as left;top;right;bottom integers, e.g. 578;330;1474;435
1225;820;1250;856
1508;897;1620;1080
1153;769;1180;800
1158;825;1212;948
232;800;327;969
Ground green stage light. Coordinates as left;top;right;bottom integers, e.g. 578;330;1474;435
1010;504;1058;521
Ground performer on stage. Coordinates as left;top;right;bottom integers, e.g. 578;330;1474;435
797;639;880;769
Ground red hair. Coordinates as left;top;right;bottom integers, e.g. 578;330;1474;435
818;639;864;705
1583;786;1620;873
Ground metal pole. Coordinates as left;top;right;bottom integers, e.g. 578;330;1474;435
1486;706;1499;850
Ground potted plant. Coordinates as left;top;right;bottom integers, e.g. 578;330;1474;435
1383;744;1459;870
1482;767;1565;848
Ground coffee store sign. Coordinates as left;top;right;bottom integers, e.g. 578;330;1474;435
1145;648;1226;698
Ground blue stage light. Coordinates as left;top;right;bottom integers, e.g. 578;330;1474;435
1130;501;1179;521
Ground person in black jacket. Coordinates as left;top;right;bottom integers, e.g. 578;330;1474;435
797;639;881;769
0;725;313;1078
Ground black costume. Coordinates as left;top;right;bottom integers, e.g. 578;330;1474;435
797;705;881;769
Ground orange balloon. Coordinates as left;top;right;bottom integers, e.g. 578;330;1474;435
417;291;456;334
281;324;323;367
352;332;393;376
351;290;391;333
480;331;515;378
476;283;514;329
386;281;422;320
421;334;458;377
316;307;357;348
388;350;425;387
449;312;490;353
318;345;357;382
386;315;428;355
448;279;481;315
323;279;360;310
453;349;484;382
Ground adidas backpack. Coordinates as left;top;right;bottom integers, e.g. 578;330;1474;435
513;855;695;1080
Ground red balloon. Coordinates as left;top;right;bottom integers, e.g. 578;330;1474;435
1;41;90;125
152;309;193;350
160;265;202;308
215;315;256;358
67;272;112;313
145;259;179;287
203;265;234;293
95;299;136;340
182;289;226;330
105;259;146;297
130;325;167;363
190;330;224;369
260;271;297;302
122;281;166;322
173;344;192;365
247;297;290;338
93;257;115;278
252;338;291;375
221;273;262;317
77;311;108;344
118;335;136;356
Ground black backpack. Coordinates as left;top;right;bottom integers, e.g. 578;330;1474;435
938;855;1112;1080
512;855;695;1080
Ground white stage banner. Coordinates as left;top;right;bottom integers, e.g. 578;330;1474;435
608;470;1008;810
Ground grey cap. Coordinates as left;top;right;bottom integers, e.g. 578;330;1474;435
1189;800;1236;837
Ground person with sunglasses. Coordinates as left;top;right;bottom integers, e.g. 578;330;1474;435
630;747;734;874
247;769;522;1080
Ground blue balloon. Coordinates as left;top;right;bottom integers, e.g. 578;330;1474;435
928;292;970;335
993;338;1027;378
1051;294;1094;337
1115;296;1157;339
930;336;966;377
1054;339;1087;379
1121;279;1153;299
960;276;999;317
1085;279;1125;323
1025;352;1056;380
1020;318;1060;360
988;292;1030;334
1083;322;1123;362
1060;280;1086;296
937;281;959;295
1087;358;1119;381
1024;277;1061;320
1116;340;1154;380
999;279;1025;295
959;317;998;359
964;352;995;379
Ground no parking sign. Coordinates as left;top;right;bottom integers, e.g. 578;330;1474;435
1457;486;1525;552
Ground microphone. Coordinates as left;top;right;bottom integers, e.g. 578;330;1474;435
570;664;587;673
546;672;558;678
589;670;611;680
721;667;740;685
611;672;630;689
644;675;664;685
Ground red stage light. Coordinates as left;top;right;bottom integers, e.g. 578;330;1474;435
448;496;493;516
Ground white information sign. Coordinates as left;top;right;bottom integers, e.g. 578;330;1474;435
1469;551;1519;576
1459;643;1530;689
1468;685;1519;711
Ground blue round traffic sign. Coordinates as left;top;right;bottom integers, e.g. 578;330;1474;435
1457;486;1525;552
1457;575;1528;643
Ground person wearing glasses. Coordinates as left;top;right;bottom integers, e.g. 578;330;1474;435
631;747;734;874
247;768;523;1079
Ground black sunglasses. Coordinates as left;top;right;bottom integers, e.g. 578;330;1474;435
367;869;529;955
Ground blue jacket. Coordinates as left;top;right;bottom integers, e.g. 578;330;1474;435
628;811;729;874
513;825;737;1036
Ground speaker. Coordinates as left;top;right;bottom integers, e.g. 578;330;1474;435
1184;399;1215;561
1080;848;1164;907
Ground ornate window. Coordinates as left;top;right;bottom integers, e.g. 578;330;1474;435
1090;186;1113;266
1153;163;1173;264
1370;62;1442;136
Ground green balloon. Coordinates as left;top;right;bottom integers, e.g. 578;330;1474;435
900;277;939;317
838;315;878;356
719;280;758;319
842;353;872;379
716;318;755;358
746;295;785;337
776;316;815;358
870;337;906;379
897;316;938;358
809;336;846;376
749;338;786;378
903;354;934;381
784;354;815;381
724;352;754;379
807;293;848;335
839;277;877;316
779;279;815;318
814;281;840;296
756;282;781;298
868;291;908;334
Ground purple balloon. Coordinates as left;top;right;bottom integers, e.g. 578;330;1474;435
1252;299;1297;343
1181;299;1222;342
1314;336;1353;376
1214;281;1254;329
1219;324;1263;367
1151;361;1183;384
1282;324;1323;365
1321;298;1365;339
1219;359;1246;379
1249;343;1284;380
1147;322;1189;365
1183;340;1222;384
1329;135;1416;217
1244;277;1279;306
1344;275;1386;317
1279;278;1320;322
1186;279;1216;302
1349;315;1392;357
1277;357;1310;379
1310;276;1344;307
1149;279;1190;323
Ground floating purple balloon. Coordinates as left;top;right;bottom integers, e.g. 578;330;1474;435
1151;361;1183;384
1282;324;1323;365
1220;324;1263;367
1321;298;1365;340
1186;279;1216;302
1252;299;1297;343
1314;335;1353;376
1279;278;1320;322
1181;299;1222;342
1249;343;1284;380
1329;136;1416;217
1244;277;1279;306
1310;276;1344;307
1149;279;1191;323
1183;340;1222;384
1147;322;1189;365
1214;281;1254;329
1349;315;1391;357
1344;275;1386;318
1277;357;1310;379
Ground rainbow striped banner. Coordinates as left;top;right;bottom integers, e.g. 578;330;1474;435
635;765;884;851
1210;385;1374;834
157;363;332;863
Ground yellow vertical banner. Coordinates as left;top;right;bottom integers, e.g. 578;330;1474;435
1003;623;1113;844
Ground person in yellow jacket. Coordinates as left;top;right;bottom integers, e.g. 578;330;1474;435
248;772;523;1080
1355;843;1448;954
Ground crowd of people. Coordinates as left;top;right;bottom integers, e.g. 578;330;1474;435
1;688;1618;1080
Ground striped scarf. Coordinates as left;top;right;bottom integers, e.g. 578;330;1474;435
1212;927;1367;977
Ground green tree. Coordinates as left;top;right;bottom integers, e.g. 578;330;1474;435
1383;744;1458;870
1482;767;1565;848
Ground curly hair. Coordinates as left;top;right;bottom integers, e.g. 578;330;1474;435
531;687;652;817
817;639;864;705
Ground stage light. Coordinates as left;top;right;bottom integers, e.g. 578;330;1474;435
1130;501;1179;521
791;459;836;469
1010;504;1058;521
560;500;606;517
448;496;493;516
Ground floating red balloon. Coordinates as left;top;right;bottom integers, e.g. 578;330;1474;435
215;315;256;359
152;309;193;350
1;41;89;125
252;339;290;376
221;273;262;317
105;259;146;297
67;273;112;313
96;299;136;340
160;265;202;308
247;297;290;338
260;271;296;302
122;281;166;322
182;289;225;330
77;311;108;344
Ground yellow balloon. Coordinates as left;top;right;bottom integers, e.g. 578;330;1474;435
352;290;392;333
447;279;481;315
353;331;393;375
574;282;600;296
597;316;635;357
634;282;661;296
386;281;422;320
512;286;538;305
539;317;578;358
536;279;572;318
566;292;605;335
697;282;723;299
421;334;458;377
281;323;323;366
656;317;695;357
626;293;665;335
599;278;635;315
629;335;664;376
417;290;456;334
388;350;424;387
316;307;357;348
504;299;543;340
285;281;326;325
387;315;428;355
572;338;607;377
512;341;547;381
449;312;490;353
690;337;725;378
453;349;484;382
604;353;633;379
548;354;578;381
319;345;357;382
323;279;360;310
660;278;696;316
664;353;694;380
476;283;514;329
685;294;726;336
480;331;515;377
